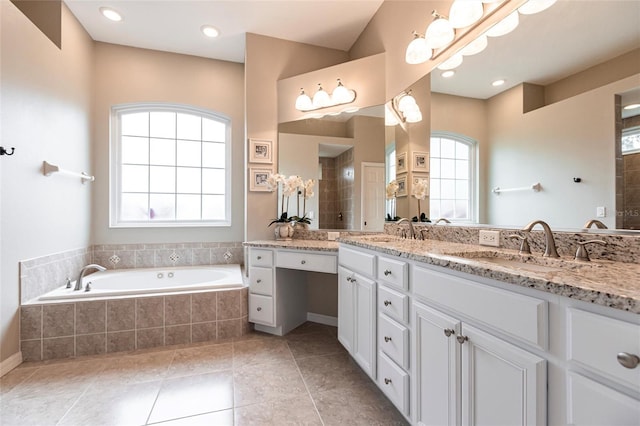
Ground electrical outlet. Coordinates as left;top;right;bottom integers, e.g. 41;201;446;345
327;231;340;241
479;230;500;247
596;206;606;218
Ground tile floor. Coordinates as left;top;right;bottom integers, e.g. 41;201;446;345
0;322;408;425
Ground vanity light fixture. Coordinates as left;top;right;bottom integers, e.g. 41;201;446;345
201;25;220;38
385;102;400;126
405;32;432;65
100;7;122;22
425;11;455;49
390;90;423;124
449;0;484;29
486;10;519;37
624;103;640;110
295;79;357;112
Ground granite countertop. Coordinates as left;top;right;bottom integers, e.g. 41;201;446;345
243;240;339;252
338;235;640;314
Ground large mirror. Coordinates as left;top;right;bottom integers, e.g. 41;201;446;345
430;0;640;231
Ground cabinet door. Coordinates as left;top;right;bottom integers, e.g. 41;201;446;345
412;301;461;426
461;324;546;426
338;266;355;353
353;273;377;379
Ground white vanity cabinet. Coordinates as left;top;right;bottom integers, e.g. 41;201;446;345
248;248;276;326
338;246;377;379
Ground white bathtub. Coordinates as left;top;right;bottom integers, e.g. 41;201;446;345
36;264;245;302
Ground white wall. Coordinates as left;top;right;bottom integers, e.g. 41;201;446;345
0;3;93;362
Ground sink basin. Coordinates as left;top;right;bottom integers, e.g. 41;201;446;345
443;250;596;274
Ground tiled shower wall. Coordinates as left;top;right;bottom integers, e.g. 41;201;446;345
319;157;338;229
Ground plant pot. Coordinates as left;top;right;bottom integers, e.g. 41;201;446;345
274;222;295;241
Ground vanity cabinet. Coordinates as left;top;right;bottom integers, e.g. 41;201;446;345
248;248;276;327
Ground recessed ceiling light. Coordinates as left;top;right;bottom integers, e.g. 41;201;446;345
442;70;456;78
492;79;506;87
100;7;122;22
201;25;220;38
624;103;640;110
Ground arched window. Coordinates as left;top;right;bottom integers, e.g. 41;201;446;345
430;133;477;222
110;103;231;227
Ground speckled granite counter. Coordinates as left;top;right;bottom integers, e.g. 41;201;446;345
338;235;640;314
243;240;339;252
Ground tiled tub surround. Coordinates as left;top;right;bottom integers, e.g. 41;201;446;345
20;287;250;362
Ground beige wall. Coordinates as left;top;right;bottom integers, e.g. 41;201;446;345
1;2;93;362
91;42;245;244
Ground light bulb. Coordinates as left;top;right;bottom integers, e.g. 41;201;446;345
437;53;463;70
425;15;454;49
312;84;331;108
518;0;556;15
459;35;488;56
405;109;423;123
295;89;313;111
332;79;353;104
398;93;417;112
449;0;484;29
486;11;519;37
405;33;432;65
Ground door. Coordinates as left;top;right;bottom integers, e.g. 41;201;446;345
461;324;546;426
337;266;355;353
353;272;377;379
413;301;461;426
361;162;385;231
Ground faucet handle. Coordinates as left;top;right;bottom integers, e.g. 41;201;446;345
65;278;72;289
508;234;531;255
575;240;607;262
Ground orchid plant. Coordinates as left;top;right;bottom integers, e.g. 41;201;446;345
385;180;400;221
266;173;315;226
411;178;431;222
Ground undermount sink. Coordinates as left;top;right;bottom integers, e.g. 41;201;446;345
443;250;597;274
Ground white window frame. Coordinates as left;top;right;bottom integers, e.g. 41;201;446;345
622;126;640;155
109;103;232;228
429;132;478;223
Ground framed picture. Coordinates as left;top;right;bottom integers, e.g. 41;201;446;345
412;151;429;172
396;176;407;197
411;173;430;196
396;151;407;174
249;167;272;192
249;139;273;164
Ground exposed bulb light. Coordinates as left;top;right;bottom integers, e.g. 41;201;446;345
201;25;219;38
486;10;519;37
295;88;313;111
449;0;484;29
459;34;488;56
441;70;456;78
425;11;455;49
312;83;331;109
438;53;463;70
295;80;357;112
405;32;432;65
100;7;122;22
492;79;506;87
518;0;557;15
392;90;423;124
624;103;640;110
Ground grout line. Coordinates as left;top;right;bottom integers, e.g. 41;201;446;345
287;339;326;426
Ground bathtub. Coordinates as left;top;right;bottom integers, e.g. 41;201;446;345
36;264;245;302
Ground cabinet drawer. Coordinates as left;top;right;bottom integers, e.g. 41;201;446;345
377;256;408;290
248;267;273;296
339;246;375;277
249;248;273;267
248;294;274;326
276;250;337;273
567;371;640;426
413;265;548;349
568;308;640;392
378;352;410;415
378;314;410;369
378;285;409;324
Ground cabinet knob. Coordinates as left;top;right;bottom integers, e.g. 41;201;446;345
257;256;262;260
383;300;392;306
617;352;640;369
301;260;306;264
256;307;262;312
384;378;392;385
456;335;468;344
384;336;392;343
384;269;392;276
444;328;454;337
256;279;262;283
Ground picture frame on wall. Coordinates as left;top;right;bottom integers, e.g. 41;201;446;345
249;139;273;164
396;176;407;197
396;151;408;174
411;173;430;196
412;151;429;172
249;167;273;192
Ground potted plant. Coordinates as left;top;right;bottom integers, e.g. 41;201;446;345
290;178;315;228
266;173;298;240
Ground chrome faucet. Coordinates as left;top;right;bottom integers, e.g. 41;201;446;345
521;220;560;258
75;264;106;291
396;218;415;239
434;218;451;224
583;219;608;229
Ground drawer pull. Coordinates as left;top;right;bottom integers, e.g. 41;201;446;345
301;260;306;264
384;336;392;343
384;378;392;385
256;307;262;312
456;334;468;344
383;300;392;306
257;256;262;260
256;279;262;283
444;328;454;337
384;269;392;276
617;352;640;369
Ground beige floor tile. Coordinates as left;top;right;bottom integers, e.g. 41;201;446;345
296;352;371;394
0;391;80;426
57;380;161;426
285;331;346;359
233;338;293;368
288;322;337;336
0;365;38;394
233;358;307;407
94;350;175;387
167;343;233;379
234;395;322;426
147;371;234;424
147;409;233;425
313;381;409;426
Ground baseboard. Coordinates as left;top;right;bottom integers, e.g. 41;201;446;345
307;312;338;327
0;351;23;377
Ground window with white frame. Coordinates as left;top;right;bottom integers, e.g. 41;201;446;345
622;126;640;155
110;104;231;227
429;133;477;222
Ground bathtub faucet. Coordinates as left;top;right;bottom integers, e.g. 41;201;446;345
75;264;106;291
